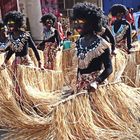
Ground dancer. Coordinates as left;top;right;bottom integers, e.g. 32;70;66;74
72;2;113;92
39;13;61;69
1;11;42;96
3;11;41;68
110;4;133;54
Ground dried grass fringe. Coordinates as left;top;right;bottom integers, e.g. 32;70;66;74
123;41;140;87
0;66;140;139
0;44;140;139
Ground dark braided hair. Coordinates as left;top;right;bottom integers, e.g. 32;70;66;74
72;2;104;32
110;4;128;17
4;11;24;28
40;13;56;25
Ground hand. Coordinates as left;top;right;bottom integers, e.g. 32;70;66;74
38;61;44;69
111;50;117;55
88;81;98;92
0;50;5;53
127;49;131;54
0;63;6;70
57;47;61;51
57;46;61;51
90;81;98;89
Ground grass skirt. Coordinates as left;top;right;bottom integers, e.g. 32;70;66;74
123;41;140;86
0;42;140;139
0;66;140;139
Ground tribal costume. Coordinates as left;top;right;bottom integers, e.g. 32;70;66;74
112;19;131;51
76;35;112;91
3;11;41;67
98;26;116;54
72;2;113;92
5;31;40;67
5;31;41;95
110;4;132;53
3;11;41;95
39;13;61;70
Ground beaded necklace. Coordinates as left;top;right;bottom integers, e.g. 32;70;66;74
77;36;110;69
112;24;129;42
10;32;29;52
77;37;101;59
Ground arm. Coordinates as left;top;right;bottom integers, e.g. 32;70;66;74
4;49;14;64
0;48;14;69
37;40;45;51
28;35;41;67
126;23;132;50
37;31;47;51
55;30;61;46
96;48;113;83
105;27;116;52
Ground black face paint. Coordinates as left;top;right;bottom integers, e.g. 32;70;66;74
74;19;93;36
74;23;84;32
44;19;53;28
46;19;53;24
116;12;124;20
74;20;85;35
7;20;16;32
